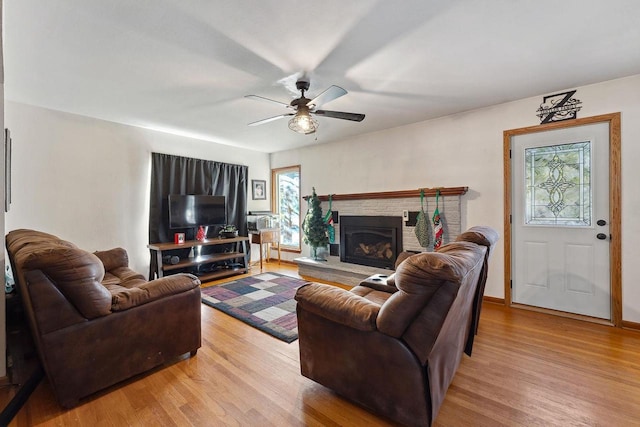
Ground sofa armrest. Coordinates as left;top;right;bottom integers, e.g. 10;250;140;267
359;273;398;293
94;248;129;271
24;270;88;334
111;273;201;311
295;283;380;331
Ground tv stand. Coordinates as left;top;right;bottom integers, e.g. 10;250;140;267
148;236;250;282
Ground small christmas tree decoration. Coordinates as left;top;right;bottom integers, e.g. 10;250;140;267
303;187;329;260
196;225;206;242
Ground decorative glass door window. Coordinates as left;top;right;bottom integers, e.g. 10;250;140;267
525;141;591;226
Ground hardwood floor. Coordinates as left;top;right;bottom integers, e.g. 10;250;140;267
4;262;640;426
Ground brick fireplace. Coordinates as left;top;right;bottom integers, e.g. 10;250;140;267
295;187;467;286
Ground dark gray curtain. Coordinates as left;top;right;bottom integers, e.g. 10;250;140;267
149;153;248;245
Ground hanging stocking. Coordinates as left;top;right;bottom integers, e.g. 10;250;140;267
323;194;335;243
433;189;443;250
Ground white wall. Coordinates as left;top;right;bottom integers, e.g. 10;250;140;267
271;74;640;323
5;101;271;275
0;2;7;377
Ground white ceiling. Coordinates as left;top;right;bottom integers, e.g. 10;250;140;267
4;0;640;153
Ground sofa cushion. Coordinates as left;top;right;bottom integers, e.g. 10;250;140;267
455;226;500;248
387;251;422;286
101;272;121;287
107;266;146;285
295;283;380;331
6;229;78;256
101;267;146;287
351;286;394;306
12;241;77;270
22;246;112;319
394;251;416;269
108;274;201;311
93;247;129;271
377;242;485;337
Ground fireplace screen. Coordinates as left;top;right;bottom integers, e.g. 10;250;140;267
340;216;403;269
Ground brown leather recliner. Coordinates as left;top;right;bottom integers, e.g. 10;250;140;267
6;229;202;408
294;226;498;426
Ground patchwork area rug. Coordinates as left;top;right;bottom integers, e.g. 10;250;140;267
201;273;308;343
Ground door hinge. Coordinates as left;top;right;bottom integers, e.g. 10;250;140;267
510;214;512;224
510;279;513;289
509;149;512;159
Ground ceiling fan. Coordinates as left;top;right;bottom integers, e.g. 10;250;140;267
245;78;365;135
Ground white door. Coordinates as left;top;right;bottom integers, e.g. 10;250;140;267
511;122;611;319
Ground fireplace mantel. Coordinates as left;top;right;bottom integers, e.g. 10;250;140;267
303;186;468;201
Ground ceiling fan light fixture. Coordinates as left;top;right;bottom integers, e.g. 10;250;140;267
288;110;318;134
247;78;362;133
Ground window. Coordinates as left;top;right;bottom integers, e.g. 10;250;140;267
525;141;591;227
272;165;301;251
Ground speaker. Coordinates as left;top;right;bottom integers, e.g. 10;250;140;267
329;244;340;257
162;255;180;265
405;211;419;227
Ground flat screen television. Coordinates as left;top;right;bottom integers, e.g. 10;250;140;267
168;194;226;229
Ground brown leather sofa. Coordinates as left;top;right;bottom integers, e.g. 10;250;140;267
295;226;498;426
6;229;202;408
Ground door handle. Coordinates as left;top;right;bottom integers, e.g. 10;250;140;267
597;219;607;226
596;233;608;240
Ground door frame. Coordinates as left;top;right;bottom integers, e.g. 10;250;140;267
503;113;622;326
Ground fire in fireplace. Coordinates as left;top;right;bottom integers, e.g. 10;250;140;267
340;216;403;269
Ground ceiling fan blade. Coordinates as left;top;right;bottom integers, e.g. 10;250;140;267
248;114;294;126
245;95;292;109
307;85;347;108
314;110;365;122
